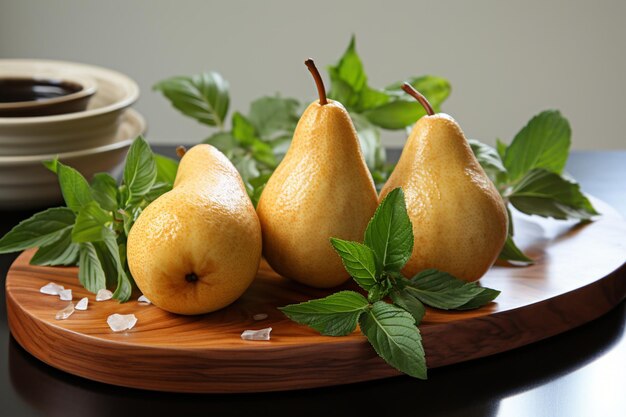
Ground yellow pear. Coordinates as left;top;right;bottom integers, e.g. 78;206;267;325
256;59;378;288
380;84;508;282
127;144;262;315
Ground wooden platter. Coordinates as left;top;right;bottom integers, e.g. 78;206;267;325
6;197;626;393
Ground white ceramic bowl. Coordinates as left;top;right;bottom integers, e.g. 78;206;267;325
0;59;139;156
0;108;146;210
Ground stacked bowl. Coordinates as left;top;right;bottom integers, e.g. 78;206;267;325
0;59;145;209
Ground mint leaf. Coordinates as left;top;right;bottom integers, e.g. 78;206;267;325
144;182;172;203
359;301;426;379
327;35;367;109
325;36;391;114
154;72;230;128
354;86;389;112
93;240;119;288
103;235;132;302
364;188;414;272
0;207;75;253
250;138;277;168
496;139;507;161
498;235;533;264
279;291;369;336
456;287;501;310
407;269;498;310
385;76;452;110
78;242;107;293
43;157;58;173
508;169;598;220
204;131;239;153
234;154;261;196
248;173;272;207
352;113;386;173
363;101;421;130
469;139;507;184
72;201;114;243
364;76;451;130
123;136;157;205
504;110;571;181
118;206;142;236
90;173;118;212
247;96;300;140
330;238;378;291
389;288;426;325
30;228;79;266
154;154;179;185
232;112;258;145
506;205;515;236
231;112;278;169
57;162;93;212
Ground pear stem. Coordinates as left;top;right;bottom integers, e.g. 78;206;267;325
401;83;435;116
305;58;328;105
176;146;187;158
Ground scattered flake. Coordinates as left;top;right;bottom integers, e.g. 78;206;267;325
138;295;151;305
107;314;137;332
253;313;268;321
59;289;72;301
75;297;88;311
96;289;113;301
40;282;64;295
55;303;75;320
241;327;272;341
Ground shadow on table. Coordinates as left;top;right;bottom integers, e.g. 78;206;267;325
8;301;625;417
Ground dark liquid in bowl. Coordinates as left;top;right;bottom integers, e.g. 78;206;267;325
0;78;83;103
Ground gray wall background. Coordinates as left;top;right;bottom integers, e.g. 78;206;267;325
1;0;624;149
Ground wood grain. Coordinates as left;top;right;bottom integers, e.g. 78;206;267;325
6;197;626;393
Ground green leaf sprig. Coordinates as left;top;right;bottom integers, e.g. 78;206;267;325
0;136;178;302
469;110;598;262
154;36;451;200
280;188;500;379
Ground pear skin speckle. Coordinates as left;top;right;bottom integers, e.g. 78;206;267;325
256;100;378;288
381;114;508;282
127;145;262;315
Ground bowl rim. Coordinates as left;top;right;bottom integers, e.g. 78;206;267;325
0;59;139;125
0;108;145;165
0;73;98;110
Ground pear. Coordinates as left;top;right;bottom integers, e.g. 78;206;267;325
380;84;508;282
256;59;378;288
127;144;262;315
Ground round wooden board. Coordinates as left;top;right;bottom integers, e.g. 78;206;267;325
6;197;626;393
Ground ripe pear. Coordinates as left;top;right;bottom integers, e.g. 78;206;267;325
380;84;508;282
256;59;378;288
127;144;262;315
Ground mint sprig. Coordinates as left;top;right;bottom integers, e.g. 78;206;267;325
470;110;599;263
279;291;369;336
406;270;499;310
363;187;413;272
359;301;426;379
281;188;501;379
153;72;230;129
154;36;451;198
328;239;378;291
0;207;75;253
0;136;178;302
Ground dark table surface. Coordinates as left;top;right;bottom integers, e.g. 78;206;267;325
1;149;625;417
